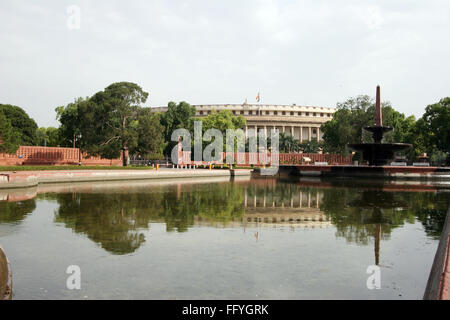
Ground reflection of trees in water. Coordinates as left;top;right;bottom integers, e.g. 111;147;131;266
2;179;448;257
54;193;147;255
168;183;244;231
0;200;36;224
53;183;245;255
407;192;449;240
320;187;449;245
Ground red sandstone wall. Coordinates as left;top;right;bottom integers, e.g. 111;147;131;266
0;146;122;166
279;153;353;165
178;152;352;166
1;147;351;167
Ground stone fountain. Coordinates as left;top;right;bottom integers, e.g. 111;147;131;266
348;86;412;166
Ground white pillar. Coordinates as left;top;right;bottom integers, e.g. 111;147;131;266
309;127;312;142
299;192;303;208
316;191;319;208
300;126;303;142
317;127;320;141
244;190;248;207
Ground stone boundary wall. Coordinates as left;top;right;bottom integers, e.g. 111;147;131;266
1;147;352;167
424;207;450;300
0;245;12;300
0;146;122;166
0;168;252;189
177;152;352;166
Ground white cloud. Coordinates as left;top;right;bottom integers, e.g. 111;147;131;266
0;0;449;127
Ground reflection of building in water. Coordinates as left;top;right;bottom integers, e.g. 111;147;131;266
194;187;331;229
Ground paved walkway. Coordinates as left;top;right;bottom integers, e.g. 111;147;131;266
0;168;252;189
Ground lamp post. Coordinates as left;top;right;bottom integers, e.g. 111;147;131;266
77;133;82;166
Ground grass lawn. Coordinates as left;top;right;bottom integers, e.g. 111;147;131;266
0;165;154;171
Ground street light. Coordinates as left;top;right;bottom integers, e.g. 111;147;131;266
77;133;82;166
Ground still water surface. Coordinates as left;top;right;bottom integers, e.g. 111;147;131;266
0;176;449;299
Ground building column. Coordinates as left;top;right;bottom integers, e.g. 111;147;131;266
317;127;320;142
316;191;319;208
300;126;303;142
245;126;248;139
291;126;294;137
244;190;248;207
309;127;312;142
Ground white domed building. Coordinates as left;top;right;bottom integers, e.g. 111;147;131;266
151;103;335;142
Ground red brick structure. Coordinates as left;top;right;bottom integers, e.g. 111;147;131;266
176;151;352;166
0;146;122;166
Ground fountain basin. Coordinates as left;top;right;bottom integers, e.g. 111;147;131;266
348;143;412;166
0;245;12;300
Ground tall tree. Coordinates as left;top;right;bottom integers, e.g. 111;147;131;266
0;112;20;154
321;96;373;155
321;95;415;157
299;140;322;153
78;82;149;166
160;101;196;155
0;104;38;145
279;133;300;153
420;97;450;153
200;109;246;154
36;127;62;147
56;97;85;148
134;108;165;159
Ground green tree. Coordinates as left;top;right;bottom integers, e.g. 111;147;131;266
279;132;300;153
160;101;196;155
78;82;149;166
201;110;246;132
300;140;322;153
56;97;85;148
134;108;165;158
321;96;376;154
0;112;20;153
36;127;61;147
419;97;450;154
321;95;416;158
0;104;38;145
200;110;246;155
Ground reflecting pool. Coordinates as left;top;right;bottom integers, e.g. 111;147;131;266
0;176;449;299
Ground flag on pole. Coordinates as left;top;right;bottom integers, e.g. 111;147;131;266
256;92;261;102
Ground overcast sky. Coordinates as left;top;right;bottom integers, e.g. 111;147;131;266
1;0;449;127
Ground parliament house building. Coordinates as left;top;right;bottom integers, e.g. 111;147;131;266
151;103;335;142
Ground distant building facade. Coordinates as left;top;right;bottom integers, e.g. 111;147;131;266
151;104;335;142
